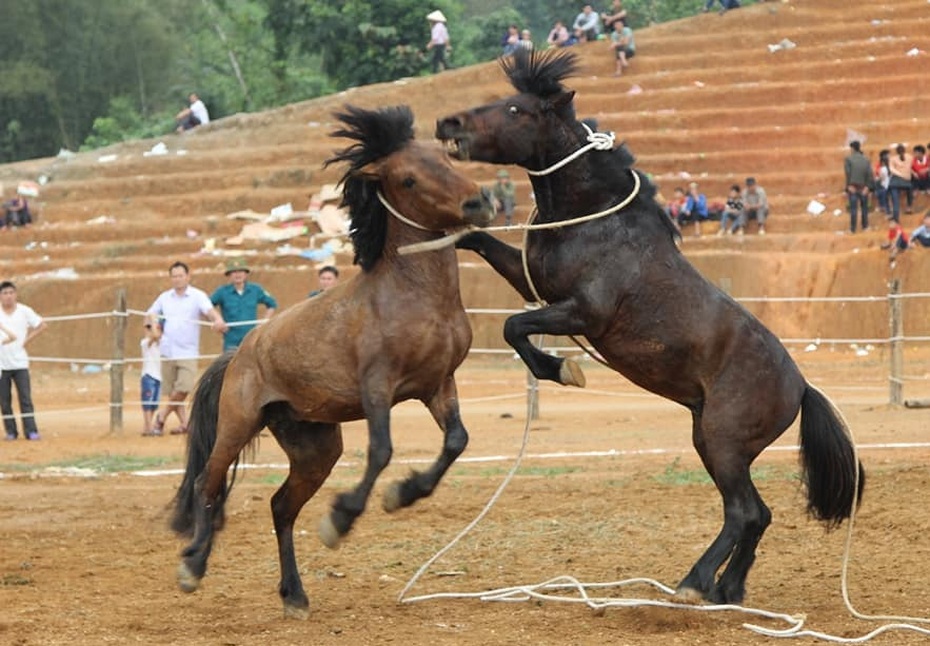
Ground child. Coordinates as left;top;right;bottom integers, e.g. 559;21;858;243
718;184;744;236
140;315;163;436
881;220;909;268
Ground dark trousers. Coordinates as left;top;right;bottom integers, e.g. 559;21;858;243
847;188;869;232
1;369;38;437
431;44;447;73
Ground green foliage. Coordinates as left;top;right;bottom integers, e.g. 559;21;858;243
457;7;526;66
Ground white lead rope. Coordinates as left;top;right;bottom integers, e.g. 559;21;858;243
524;122;616;176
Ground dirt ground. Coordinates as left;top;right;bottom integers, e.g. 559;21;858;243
2;355;929;646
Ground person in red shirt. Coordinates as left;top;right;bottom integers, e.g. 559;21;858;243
882;220;910;267
911;145;930;194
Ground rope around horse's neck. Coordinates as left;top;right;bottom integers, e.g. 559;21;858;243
396;167;641;257
523;123;615;177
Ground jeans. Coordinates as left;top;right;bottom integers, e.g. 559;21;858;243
888;179;912;222
719;209;741;232
0;369;39;438
847;188;869;232
875;186;890;215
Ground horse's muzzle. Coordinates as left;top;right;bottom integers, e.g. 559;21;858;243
463;187;496;227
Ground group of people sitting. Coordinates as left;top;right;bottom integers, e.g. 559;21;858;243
545;2;635;75
2;194;33;230
665;178;769;238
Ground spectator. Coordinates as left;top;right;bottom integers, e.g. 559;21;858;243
572;5;601;43
601;0;627;33
881;220;909;267
519;29;534;51
491;169;517;226
678;182;709;237
703;0;741;14
911;145;930;194
0;281;47;441
175;92;210;133
210;257;277;353
844;140;872;233
608;17;635;76
547;20;571;48
502;24;520;55
309;265;340;298
664;186;687;223
426;10;450;73
909;212;930;248
717;184;744;236
874;149;892;218
147;261;226;436
740;177;769;235
140;315;163;437
888;143;913;221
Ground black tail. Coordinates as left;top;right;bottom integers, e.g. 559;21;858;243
798;384;865;528
170;352;235;537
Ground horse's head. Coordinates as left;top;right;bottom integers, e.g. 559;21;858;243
326;105;494;270
436;49;581;168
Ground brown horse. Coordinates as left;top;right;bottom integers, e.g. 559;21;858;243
171;104;495;618
436;49;863;605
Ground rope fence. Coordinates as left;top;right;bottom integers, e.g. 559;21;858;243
6;281;930;433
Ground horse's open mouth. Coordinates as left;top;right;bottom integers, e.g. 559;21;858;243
436;119;471;160
440;136;468;160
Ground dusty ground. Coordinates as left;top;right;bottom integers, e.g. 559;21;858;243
2;355;929;646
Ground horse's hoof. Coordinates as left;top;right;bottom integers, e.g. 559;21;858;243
318;515;342;550
382;481;403;513
559;359;586;388
176;562;201;593
674;586;704;605
283;603;310;621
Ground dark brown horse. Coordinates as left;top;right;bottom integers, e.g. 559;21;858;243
171;104;495;618
436;49;863;605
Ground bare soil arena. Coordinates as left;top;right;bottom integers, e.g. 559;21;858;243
2;1;930;644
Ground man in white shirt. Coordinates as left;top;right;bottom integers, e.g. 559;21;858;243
175;92;210;133
0;281;47;440
426;10;450;73
147;262;226;435
572;5;601;42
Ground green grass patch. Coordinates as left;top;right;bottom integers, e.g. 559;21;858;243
0;454;176;474
653;458;798;486
453;464;583;478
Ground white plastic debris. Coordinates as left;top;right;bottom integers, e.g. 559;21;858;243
804;343;818;353
806;200;826;216
768;38;797;53
143;142;169;157
97;154;118;163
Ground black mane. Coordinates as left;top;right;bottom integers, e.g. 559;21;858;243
324;105;416;271
501;48;579;98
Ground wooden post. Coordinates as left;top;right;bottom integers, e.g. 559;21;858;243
110;289;127;434
889;279;903;406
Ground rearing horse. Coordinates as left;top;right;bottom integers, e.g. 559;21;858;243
171;104;495;618
436;49;863;605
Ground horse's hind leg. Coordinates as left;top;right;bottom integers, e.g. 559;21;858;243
267;408;342;620
319;396;392;549
178;389;264;593
383;376;467;512
676;412;771;605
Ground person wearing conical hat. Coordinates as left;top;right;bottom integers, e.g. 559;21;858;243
210;257;277;352
491;169;516;226
426;10;451;73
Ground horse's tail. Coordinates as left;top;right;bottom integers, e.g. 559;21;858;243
170;352;236;537
798;383;865;528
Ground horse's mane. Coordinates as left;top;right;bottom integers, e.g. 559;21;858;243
500;48;579;98
324;105;416;271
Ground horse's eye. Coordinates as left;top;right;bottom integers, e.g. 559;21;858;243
507;105;519;116
402;177;416;188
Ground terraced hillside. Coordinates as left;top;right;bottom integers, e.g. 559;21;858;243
1;0;929;361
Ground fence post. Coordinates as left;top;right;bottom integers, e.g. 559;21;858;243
110;289;127;434
888;279;903;406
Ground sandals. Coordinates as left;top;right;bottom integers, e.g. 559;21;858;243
141;429;163;437
169;425;188;435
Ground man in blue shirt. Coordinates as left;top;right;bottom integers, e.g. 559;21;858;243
211;258;277;352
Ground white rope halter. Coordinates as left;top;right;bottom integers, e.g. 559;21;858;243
376;190;434;232
524;121;616;177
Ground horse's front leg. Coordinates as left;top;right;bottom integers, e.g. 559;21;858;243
383;376;467;512
456;232;536;302
504;300;588;387
318;395;392;549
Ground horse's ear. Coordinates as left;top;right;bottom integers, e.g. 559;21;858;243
351;160;383;182
551;90;575;110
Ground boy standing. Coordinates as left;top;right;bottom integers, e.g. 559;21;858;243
140;316;163;436
0;281;47;440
